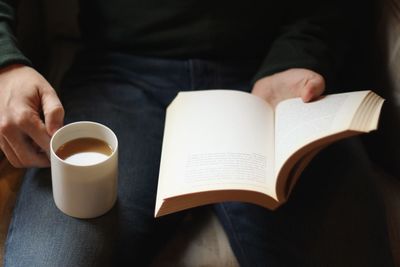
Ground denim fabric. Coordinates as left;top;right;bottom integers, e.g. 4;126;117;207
4;51;393;266
214;139;394;267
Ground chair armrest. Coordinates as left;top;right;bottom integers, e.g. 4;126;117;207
374;167;400;265
0;157;25;262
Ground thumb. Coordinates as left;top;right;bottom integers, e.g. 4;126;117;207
40;84;65;136
300;74;325;103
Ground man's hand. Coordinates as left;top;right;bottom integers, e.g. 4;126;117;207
0;64;64;168
252;68;325;107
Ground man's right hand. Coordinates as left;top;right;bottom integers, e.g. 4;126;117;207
0;64;64;168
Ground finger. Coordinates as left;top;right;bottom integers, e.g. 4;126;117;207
40;84;64;136
300;74;325;102
251;81;281;107
0;138;23;168
4;128;50;168
16;110;51;154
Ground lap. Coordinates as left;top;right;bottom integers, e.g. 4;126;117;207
4;51;393;266
216;138;394;266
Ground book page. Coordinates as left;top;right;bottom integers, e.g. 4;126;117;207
274;91;369;173
158;90;276;201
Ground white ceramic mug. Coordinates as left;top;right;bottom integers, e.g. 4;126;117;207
50;121;118;219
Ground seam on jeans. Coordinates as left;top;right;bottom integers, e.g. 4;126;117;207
215;60;220;88
189;59;195;90
219;203;250;267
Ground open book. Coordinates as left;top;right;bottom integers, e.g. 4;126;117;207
154;90;384;217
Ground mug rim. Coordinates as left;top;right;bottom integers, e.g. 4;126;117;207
50;121;118;167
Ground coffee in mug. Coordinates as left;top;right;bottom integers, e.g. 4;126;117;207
56;137;113;165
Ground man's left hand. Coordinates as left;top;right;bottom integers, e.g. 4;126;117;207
252;68;325;107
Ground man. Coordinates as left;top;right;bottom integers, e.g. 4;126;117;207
0;0;394;266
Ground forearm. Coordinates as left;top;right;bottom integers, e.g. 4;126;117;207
252;0;348;89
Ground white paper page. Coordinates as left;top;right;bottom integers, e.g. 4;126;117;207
274;91;368;172
159;90;276;199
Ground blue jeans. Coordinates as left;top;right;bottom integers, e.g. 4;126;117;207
4;51;394;266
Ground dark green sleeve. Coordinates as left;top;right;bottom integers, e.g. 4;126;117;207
0;0;31;68
252;0;346;85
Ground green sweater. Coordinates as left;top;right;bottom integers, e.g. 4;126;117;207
0;0;345;83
